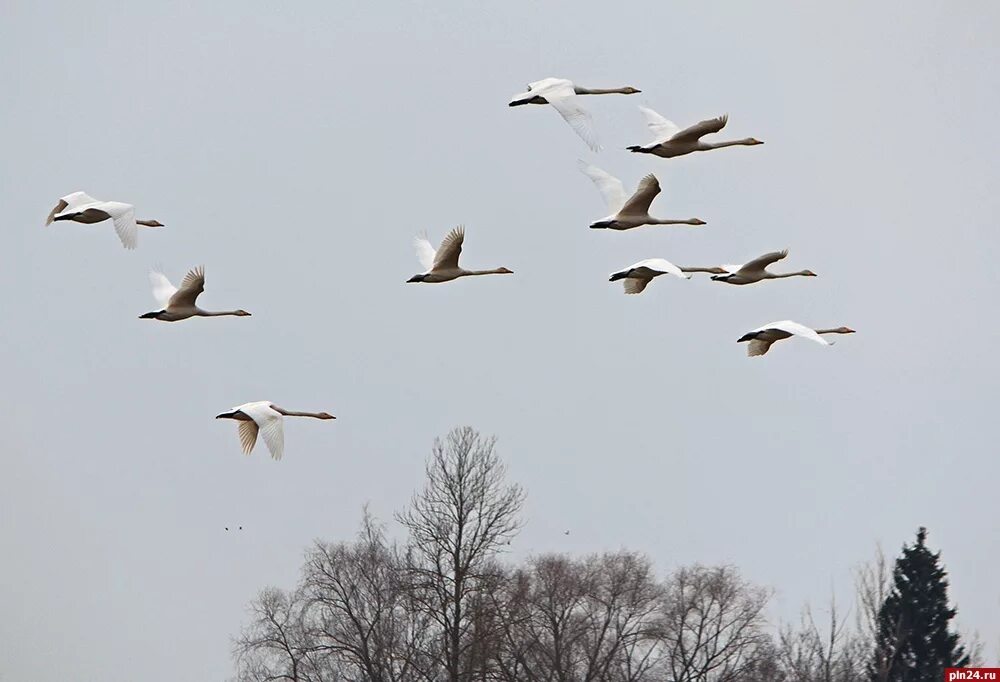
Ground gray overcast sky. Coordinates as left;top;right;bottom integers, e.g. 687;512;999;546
2;1;999;679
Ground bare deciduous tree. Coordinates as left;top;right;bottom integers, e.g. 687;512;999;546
300;509;436;682
493;552;663;682
396;426;525;682
234;587;313;682
659;564;772;682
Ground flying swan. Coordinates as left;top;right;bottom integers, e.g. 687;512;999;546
216;402;336;460
609;259;691;294
737;321;855;357
408;226;513;283
46;191;163;250
140;266;251;321
578;161;706;230
711;250;816;285
509;78;640;151
627;107;763;159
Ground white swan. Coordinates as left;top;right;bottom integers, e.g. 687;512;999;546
627;107;763;159
140;266;251;321
508;78;640;151
216;402;336;460
45;191;163;250
609;258;690;294
737;321;855;357
578;161;706;230
711;250;816;285
408;226;513;283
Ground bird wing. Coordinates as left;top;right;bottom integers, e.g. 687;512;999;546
414;232;437;271
547;94;601;152
638;106;681;143
45;199;68;225
168;266;206;308
149;269;178;308
622;278;650;295
46;192;101;224
670;114;729;143
736;249;788;274
103;202;138;250
527;77;568;92
631;258;689;279
432;226;465;270
758;320;831;347
618;174;660;216
747;339;774;357
240;403;285;460
577;161;627;213
237;420;259;455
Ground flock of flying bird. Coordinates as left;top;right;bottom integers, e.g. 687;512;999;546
42;76;854;460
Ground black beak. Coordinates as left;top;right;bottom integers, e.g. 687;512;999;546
737;333;755;343
609;272;628;282
215;412;231;419
407;275;423;283
139;311;159;319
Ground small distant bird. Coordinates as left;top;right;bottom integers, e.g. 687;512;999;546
508;78;640;151
627;107;763;159
710;250;816;285
737;321;855;357
45;191;163;250
140;266;251;321
609;258;691;295
408;226;513;283
216;402;336;460
578;162;706;230
564;530;570;535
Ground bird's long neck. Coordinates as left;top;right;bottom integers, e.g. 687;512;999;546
198;309;244;317
705;138;758;150
136;219;163;227
465;268;510;276
574;86;631;95
769;270;812;279
273;407;326;418
681;266;724;274
650;217;702;226
815;328;847;335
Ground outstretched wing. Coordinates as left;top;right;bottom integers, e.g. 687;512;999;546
670;114;729;143
237;420;259;455
45;199;68;226
240;403;285;461
758;320;830;347
747;339;775;357
169;266;206;308
149;270;178;308
577;161;627;213
638;106;681;143
618;174;661;216
433;226;465;271
736;249;788;274
631;258;689;280
622;278;650;295
414;232;436;271
104;203;138;250
547;95;601;152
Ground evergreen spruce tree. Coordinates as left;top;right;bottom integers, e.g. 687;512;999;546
869;527;969;682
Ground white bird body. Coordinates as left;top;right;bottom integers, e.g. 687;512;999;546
408;226;513;284
737;320;855;357
216;402;336;460
627;107;763;159
46;191;163;249
711;250;816;285
578;161;705;230
509;78;641;152
140;266;251;322
609;258;691;295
